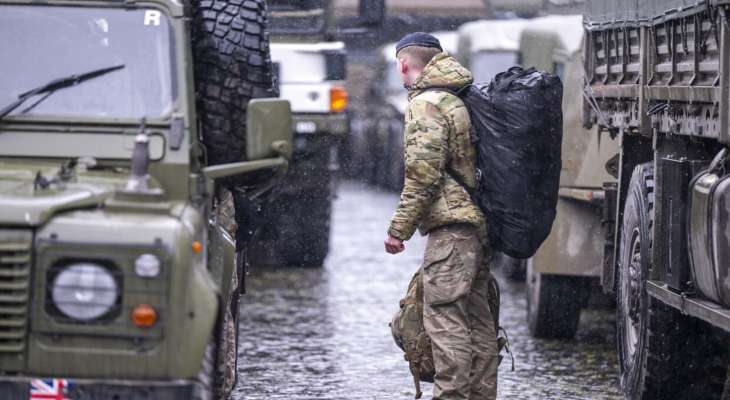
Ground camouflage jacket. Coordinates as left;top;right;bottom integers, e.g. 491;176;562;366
388;53;485;240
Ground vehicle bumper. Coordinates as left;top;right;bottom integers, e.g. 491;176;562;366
0;376;196;400
293;113;349;136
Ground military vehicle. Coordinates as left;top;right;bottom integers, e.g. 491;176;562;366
250;0;383;267
512;14;621;339
0;1;292;399
584;0;730;397
357;40;407;191
455;19;527;82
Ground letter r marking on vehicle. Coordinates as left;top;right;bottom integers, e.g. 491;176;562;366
144;10;161;26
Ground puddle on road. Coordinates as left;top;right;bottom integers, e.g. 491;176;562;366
233;182;621;400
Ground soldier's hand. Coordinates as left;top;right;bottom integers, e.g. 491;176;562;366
385;235;405;254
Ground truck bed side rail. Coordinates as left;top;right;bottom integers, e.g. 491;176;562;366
583;0;730;144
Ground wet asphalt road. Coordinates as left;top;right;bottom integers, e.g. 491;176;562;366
232;182;622;400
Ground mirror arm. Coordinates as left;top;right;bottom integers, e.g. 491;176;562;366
202;157;287;180
234;160;289;201
270;140;292;161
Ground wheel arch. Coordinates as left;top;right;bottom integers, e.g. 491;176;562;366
603;132;653;294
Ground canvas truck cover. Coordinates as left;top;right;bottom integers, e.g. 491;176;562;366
583;0;726;26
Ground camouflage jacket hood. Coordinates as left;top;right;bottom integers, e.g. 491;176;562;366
408;53;474;96
389;53;485;241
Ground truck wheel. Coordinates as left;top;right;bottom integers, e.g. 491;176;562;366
192;341;216;400
249;190;332;267
277;186;332;267
214;257;242;399
496;252;526;281
616;163;726;399
192;308;240;400
247;147;333;268
526;259;589;338
192;0;277;171
616;163;657;399
384;117;405;191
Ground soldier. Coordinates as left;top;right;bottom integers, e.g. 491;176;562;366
384;32;499;400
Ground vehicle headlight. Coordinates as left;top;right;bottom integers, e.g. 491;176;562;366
134;254;161;278
51;263;119;321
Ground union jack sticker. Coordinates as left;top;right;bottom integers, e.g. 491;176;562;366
29;378;73;400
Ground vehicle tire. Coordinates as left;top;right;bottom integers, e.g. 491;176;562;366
191;0;277;171
191;341;216;400
526;258;590;338
250;145;333;267
199;190;244;400
214;260;242;399
191;308;241;400
275;185;332;267
616;162;727;399
496;252;526;281
358;118;379;185
384;116;405;191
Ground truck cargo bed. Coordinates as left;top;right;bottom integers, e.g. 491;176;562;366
584;0;730;144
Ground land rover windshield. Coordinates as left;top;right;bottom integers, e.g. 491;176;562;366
0;6;175;121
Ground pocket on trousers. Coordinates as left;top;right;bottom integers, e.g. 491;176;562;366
423;242;471;306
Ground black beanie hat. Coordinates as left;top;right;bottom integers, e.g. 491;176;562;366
395;32;442;57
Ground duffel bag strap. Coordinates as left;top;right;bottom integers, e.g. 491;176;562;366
409;360;423;399
498;327;515;372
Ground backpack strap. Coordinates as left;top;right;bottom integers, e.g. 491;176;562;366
498;327;516;372
416;87;480;196
417;85;480;196
446;167;479;205
418;85;469;98
409;361;423;399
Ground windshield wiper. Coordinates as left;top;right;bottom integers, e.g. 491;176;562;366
0;64;125;121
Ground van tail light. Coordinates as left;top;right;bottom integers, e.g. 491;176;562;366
330;86;348;113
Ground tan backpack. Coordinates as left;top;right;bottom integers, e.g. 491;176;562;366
390;269;511;399
390;270;435;399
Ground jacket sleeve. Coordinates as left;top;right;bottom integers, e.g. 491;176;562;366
388;99;449;240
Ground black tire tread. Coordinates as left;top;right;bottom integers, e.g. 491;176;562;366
192;0;277;168
528;272;589;339
251;150;333;267
503;255;526;282
637;297;726;399
192;341;216;400
273;187;332;267
619;162;726;400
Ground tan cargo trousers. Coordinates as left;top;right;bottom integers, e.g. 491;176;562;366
421;224;498;400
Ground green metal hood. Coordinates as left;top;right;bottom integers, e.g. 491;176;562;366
0;163;117;227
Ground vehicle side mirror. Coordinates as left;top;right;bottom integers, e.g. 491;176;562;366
246;98;293;161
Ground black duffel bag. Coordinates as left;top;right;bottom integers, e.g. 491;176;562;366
444;66;563;259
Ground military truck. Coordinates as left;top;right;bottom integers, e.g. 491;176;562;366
455;19;527;82
0;1;291;399
357;40;407;191
584;1;730;397
249;0;383;267
512;14;621;338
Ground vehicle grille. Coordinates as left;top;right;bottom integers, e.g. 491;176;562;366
0;229;31;369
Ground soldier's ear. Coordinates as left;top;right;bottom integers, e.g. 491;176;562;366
397;57;408;74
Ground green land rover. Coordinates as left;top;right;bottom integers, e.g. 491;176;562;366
0;1;290;399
